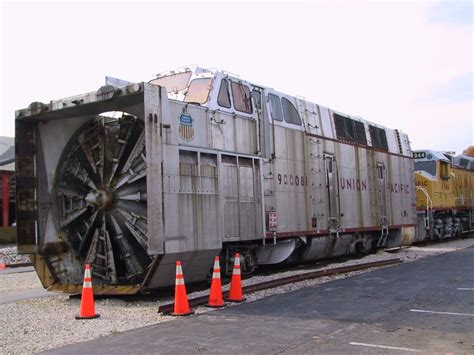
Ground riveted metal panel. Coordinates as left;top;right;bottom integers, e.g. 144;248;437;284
15;120;38;252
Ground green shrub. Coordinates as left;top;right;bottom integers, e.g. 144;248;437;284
0;227;17;245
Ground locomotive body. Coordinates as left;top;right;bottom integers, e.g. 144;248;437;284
16;66;416;294
414;150;474;240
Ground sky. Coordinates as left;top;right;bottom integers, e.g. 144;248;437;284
1;0;473;154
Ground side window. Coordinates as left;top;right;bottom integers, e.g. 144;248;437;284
281;97;302;125
326;156;333;173
217;79;231;108
231;82;253;114
377;164;384;179
268;94;283;121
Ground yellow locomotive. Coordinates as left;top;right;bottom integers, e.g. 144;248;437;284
414;150;474;240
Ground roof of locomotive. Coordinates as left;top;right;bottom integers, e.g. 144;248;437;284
452;154;474;171
149;65;396;132
413;149;474;171
412;150;450;163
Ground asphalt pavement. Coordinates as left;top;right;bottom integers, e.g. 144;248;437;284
46;246;474;354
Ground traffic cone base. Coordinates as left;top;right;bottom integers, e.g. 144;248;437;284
206;303;226;308
75;313;100;320
172;310;195;316
226;296;246;303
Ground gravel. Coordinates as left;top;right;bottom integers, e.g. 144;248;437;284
1;237;473;354
0;244;31;265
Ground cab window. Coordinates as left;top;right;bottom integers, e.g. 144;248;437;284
231;82;253;114
184;78;212;104
217;79;231;108
414;161;436;176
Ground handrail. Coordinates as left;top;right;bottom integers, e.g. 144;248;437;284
416;186;433;211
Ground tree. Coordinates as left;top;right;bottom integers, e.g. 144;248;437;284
462;146;474;157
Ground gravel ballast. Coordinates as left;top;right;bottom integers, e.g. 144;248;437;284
1;237;473;354
0;245;31;266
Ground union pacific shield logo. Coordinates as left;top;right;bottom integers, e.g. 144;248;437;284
179;114;194;141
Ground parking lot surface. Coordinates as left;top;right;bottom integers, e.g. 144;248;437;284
47;246;474;354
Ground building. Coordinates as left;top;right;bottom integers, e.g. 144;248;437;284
0;137;15;227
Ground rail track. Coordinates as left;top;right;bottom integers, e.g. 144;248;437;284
158;258;402;314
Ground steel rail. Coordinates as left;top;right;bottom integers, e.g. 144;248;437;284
5;262;33;268
158;258;401;314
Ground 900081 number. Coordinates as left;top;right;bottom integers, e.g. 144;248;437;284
277;174;307;186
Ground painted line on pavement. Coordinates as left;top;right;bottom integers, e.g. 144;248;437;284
410;309;474;317
457;288;474;291
349;342;421;352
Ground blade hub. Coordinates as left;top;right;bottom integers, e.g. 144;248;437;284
85;189;115;211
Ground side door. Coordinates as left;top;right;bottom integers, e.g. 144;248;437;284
324;154;340;229
376;163;388;226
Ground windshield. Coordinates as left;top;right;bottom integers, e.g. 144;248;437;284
149;71;192;93
414;161;436;176
184;78;213;104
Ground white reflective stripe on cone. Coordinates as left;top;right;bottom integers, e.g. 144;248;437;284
212;272;221;279
176;265;183;275
214;260;219;269
83;281;92;288
175;278;185;285
233;269;241;275
84;268;91;278
235;257;240;266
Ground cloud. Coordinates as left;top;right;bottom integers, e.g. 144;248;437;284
427;1;473;26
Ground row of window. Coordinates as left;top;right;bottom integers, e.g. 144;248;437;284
152;73;303;124
218;79;303;126
334;114;388;151
151;73;389;150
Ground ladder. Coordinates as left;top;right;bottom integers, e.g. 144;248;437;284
329;228;340;239
377;225;389;247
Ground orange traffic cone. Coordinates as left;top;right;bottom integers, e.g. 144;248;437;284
207;256;225;307
75;264;100;319
172;261;194;316
0;256;6;270
226;253;246;302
